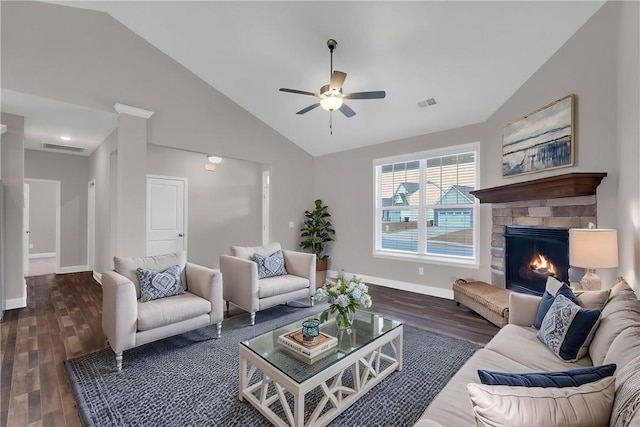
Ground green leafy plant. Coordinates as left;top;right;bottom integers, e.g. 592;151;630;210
300;199;335;261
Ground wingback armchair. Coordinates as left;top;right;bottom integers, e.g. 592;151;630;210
219;243;315;325
102;251;223;370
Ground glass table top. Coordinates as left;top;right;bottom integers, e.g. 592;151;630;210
240;309;402;384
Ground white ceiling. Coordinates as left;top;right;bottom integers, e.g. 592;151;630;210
20;1;605;157
1;89;117;156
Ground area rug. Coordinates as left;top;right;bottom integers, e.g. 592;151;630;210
65;303;481;426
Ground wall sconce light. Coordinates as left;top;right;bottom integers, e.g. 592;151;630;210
569;223;618;290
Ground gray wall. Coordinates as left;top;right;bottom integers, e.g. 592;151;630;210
147;146;263;268
24;150;88;268
26;180;57;255
315;1;639;292
1;112;25;306
616;1;640;289
2;1;315;265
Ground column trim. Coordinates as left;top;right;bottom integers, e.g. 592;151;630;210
114;103;154;119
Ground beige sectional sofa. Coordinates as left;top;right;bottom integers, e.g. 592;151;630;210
415;278;640;426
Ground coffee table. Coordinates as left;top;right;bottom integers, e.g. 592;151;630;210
239;310;403;427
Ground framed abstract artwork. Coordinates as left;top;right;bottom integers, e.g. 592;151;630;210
502;94;575;177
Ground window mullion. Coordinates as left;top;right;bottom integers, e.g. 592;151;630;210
417;159;426;254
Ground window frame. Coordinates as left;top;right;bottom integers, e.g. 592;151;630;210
373;142;480;268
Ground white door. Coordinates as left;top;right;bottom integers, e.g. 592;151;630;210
262;171;270;245
23;183;29;276
146;176;186;256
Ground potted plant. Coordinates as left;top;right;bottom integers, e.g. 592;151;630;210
300;199;335;286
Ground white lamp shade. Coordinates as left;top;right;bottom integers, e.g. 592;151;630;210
320;96;343;111
569;228;618;268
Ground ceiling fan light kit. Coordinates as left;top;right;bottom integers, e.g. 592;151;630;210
279;38;386;134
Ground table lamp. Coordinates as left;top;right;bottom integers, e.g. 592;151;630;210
569;223;618;290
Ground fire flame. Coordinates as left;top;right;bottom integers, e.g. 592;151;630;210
530;254;557;276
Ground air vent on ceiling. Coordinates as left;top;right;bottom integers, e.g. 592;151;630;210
42;143;85;153
417;98;437;108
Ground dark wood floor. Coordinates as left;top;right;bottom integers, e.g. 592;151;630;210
1;273;498;427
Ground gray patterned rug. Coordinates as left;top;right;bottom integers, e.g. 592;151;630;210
65;303;481;426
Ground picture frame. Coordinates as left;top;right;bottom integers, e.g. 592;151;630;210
502;94;575;177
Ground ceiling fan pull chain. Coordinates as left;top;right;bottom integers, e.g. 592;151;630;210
330;111;333;135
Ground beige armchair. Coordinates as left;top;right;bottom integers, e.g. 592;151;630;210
219;243;315;325
102;251;223;370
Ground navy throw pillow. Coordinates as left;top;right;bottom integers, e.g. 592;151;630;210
478;364;616;388
533;283;578;329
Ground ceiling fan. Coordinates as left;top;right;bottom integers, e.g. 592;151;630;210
279;39;386;134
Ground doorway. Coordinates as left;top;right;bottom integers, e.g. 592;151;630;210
24;179;61;277
146;175;187;256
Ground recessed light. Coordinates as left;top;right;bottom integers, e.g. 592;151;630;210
207;156;222;164
60;136;71;141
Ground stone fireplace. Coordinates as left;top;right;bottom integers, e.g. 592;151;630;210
469;172;607;291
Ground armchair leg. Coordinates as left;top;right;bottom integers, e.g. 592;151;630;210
116;352;123;371
225;301;230;312
250;312;256;326
216;322;222;338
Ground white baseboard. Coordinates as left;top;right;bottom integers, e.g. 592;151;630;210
57;265;89;274
327;270;454;300
5;292;27;310
93;271;102;285
29;252;56;259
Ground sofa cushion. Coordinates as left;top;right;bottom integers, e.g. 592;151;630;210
589;278;640;365
604;325;640;373
534;278;579;329
137;291;211;331
485;324;593;371
258;274;309;299
467;377;615;427
231;242;281;260
252;250;288;279
114;252;187;299
478;363;615;388
610;355;640;427
137;265;184;302
576;289;611;310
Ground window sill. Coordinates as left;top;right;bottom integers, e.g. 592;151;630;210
372;250;480;269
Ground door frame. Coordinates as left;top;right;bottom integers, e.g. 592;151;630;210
146;174;188;256
24;178;61;274
87;179;96;273
262;170;270;245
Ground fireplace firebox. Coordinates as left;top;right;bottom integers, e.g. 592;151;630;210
504;226;569;296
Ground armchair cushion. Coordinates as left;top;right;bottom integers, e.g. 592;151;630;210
231;242;281;260
258;275;310;299
114;252;187;299
252;250;287;279
137;265;184;302
137;292;211;331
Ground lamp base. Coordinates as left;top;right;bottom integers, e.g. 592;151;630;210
580;269;602;291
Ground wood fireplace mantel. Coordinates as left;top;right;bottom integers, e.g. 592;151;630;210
470;172;607;204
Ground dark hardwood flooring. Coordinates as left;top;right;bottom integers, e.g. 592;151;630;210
1;273;498;427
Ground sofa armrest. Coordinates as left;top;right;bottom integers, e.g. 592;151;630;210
102;271;138;353
282;250;316;293
508;292;542;326
186;263;223;324
219;254;259;313
413;420;445;427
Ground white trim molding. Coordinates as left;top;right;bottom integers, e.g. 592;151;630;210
28;252;56;259
0;124;7;134
114;103;155;119
93;271;102;285
327;270;454;300
5;289;27;310
57;265;89;274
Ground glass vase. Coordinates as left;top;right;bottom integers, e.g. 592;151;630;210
336;310;355;330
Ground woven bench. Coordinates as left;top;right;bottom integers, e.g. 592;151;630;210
453;280;511;328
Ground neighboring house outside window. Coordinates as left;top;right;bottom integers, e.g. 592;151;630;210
373;142;479;267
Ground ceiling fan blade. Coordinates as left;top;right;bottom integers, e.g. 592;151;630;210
330;71;347;91
343;91;386;100
339;103;356;118
296;103;321;115
279;88;320;97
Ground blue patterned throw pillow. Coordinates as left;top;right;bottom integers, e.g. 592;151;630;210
252;250;287;279
534;282;579;329
537;294;601;362
136;265;184;302
478;364;616;388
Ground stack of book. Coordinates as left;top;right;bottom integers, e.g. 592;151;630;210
278;329;338;364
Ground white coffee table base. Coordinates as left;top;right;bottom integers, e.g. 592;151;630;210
239;326;403;427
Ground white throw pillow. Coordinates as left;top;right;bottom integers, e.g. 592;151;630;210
230;242;281;260
467;377;615;427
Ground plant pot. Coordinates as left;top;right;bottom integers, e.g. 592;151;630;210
316;259;328;287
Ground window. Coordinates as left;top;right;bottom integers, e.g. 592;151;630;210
374;142;479;266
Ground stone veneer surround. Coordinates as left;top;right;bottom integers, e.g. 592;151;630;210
490;195;597;287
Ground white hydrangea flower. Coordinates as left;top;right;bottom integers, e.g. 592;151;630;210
350;288;362;302
360;294;372;308
335;294;350;308
315;288;328;300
